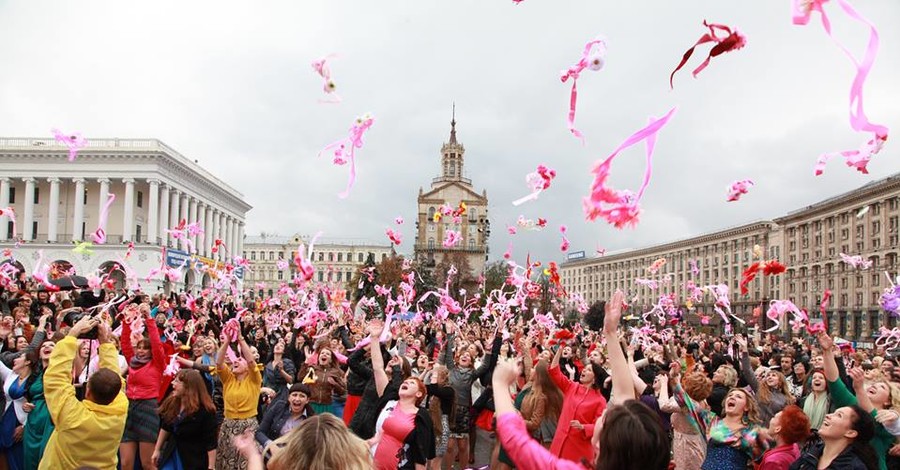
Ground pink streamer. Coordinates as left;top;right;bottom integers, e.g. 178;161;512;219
443;230;461;248
318;113;375;198
582;107;677;228
512;164;557;206
386;228;403;245
559;225;570;252
52;128;88;161
311;54;340;103
91;192;116;244
0;208;16;241
560;37;607;143
726;179;754;202
797;0;889;175
839;252;872;269
670;21;747;88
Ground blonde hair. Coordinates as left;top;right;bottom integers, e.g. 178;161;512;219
727;388;762;425
758;370;795;406
268;414;373;470
718;364;739;388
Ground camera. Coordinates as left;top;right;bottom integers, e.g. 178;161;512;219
62;308;99;340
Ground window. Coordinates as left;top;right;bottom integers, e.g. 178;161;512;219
856;275;863;288
8;187;14;204
841;229;849;240
347;252;352;262
83;188;88;204
337;253;343;262
874;238;881;249
428;238;435;249
31;221;37;240
251;251;256;260
269;251;275;261
318;272;324;282
873;273;880;286
318;252;324;262
358;253;364;262
873;220;881;234
469;208;477;222
6;221;12;239
137;191;143;208
33;188;39;204
279;252;284;259
381;254;387;261
278;271;283;280
428;207;436;221
328;252;334;262
135;225;142;242
469;239;475;249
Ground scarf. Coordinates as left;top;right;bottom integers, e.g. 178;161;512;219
803;392;829;430
130;355;151;370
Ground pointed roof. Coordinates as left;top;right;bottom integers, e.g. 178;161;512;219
449;102;457;144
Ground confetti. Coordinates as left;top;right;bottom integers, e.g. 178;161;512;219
513;164;557;206
91;192;116;244
52;128;88;161
583;107;677;228
795;0;889;176
318;113;375;198
670;20;746;88
560;37;607;142
726;179;754;202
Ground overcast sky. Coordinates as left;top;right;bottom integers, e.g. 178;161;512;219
1;1;898;265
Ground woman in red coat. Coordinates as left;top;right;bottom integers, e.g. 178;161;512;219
548;339;607;464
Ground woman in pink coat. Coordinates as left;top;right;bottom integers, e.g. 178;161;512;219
548;339;607;464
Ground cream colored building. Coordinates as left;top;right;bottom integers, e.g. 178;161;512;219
243;233;392;296
0;137;251;292
413;113;490;276
561;174;900;342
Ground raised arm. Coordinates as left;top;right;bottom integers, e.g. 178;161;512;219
604;291;633;406
818;332;840;383
142;305;167;371
736;336;759;391
439;321;456;369
370;324;390;397
474;331;501;383
45;316;99;431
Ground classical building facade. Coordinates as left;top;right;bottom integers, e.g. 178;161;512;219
0;137;251;292
413;113;490;276
561;173;900;342
243;233;392;296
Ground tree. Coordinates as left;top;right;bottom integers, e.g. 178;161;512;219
482;260;512;297
434;252;478;301
352;252;378;302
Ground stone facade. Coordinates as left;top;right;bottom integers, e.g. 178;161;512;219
561;173;900;342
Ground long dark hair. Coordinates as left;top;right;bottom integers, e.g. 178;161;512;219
159;369;215;423
846;405;879;470
595;400;670;470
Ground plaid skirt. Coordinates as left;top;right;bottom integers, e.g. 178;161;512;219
216;417;259;470
122;398;160;443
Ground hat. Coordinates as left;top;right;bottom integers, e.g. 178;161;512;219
289;383;312;396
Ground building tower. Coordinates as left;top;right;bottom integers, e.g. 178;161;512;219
414;106;490;277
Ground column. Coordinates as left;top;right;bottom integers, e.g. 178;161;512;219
210;209;219;255
0;177;10;241
231;220;238;259
47;177;60;242
218;212;226;256
180;193;189;251
23;177;35;241
73;178;85;242
237;222;244;258
169;189;180;248
203;205;212;256
158;184;170;245
226;216;235;259
147;179;160;245
122;178;135;242
196;203;206;257
188;198;198;253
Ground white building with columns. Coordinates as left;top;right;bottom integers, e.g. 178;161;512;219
0;136;252;293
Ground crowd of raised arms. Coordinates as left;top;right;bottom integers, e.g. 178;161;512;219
3;267;900;470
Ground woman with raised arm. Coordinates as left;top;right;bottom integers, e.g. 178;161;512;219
348;322;410;440
670;343;769;469
660;368;712;470
798;368;832;430
215;328;263;470
818;331;896;470
119;302;166;470
440;320;500;470
736;335;793;425
790;404;879;470
491;290;671;470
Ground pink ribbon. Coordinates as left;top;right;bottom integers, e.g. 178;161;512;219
583;107;677;228
442;229;461;248
726;179;754;202
796;0;889;175
91;192;116;244
839;252;872;269
876;327;900;349
513;164;556;206
52;128;87;161
559;225;569;252
385;228;402;245
311;54;340;103
560;38;607;143
318;113;375;198
670;21;747;88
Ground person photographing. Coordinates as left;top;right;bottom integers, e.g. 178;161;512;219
39;315;128;470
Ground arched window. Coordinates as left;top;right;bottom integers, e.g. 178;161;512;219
347;252;353;262
337;253;343;262
328;252;334;262
469;239;475;249
469;208;477;222
358;253;364;262
449;162;456;177
318;252;324;262
428;238;435;249
428;207;436;221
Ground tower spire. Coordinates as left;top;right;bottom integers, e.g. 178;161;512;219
449;102;457;144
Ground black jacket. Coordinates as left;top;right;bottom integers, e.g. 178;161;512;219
341;329;369;396
377;401;436;470
349;358;404;440
789;442;870;470
255;399;314;447
160;407;218;470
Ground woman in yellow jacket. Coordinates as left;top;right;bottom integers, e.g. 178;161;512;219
215;331;262;470
39;316;128;470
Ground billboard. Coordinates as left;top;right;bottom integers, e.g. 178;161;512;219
566;251;586;260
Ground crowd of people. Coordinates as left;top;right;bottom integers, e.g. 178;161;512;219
2;263;900;470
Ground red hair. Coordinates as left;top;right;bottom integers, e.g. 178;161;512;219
778;405;811;444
